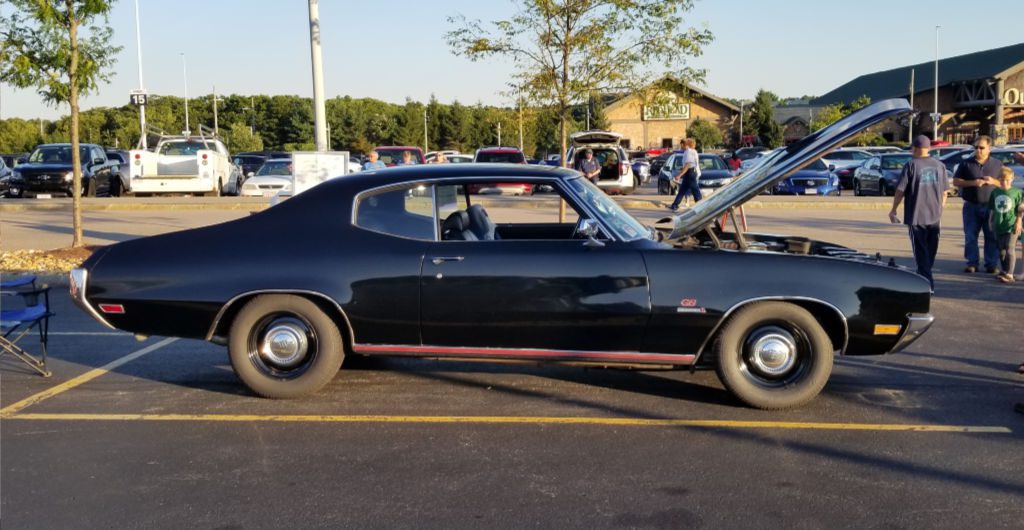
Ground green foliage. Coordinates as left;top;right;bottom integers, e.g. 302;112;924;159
810;95;872;132
224;123;264;153
749;89;783;148
447;0;713;164
688;117;724;151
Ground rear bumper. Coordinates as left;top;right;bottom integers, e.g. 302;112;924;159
131;176;215;193
68;268;116;330
889;313;934;353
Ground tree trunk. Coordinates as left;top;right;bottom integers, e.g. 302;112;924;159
68;2;83;247
558;15;571;223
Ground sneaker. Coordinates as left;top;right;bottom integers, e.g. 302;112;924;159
964;265;976;273
667;205;678;211
986;267;998;274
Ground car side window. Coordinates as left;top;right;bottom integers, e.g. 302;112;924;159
354;185;436;240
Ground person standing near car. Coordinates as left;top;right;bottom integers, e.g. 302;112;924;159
363;150;386;170
888;135;948;291
953;135;1003;273
577;149;601;183
668;138;702;210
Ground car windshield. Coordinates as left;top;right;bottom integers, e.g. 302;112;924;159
256;161;292;176
699;156;727;170
880;155;911;169
376;149;421;165
28;146;90;164
477;151;526;163
566;177;649;241
160;141;214;156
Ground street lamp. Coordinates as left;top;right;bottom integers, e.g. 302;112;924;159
180;52;190;135
933;25;941;139
133;0;147;148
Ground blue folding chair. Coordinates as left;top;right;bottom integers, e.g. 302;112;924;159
1;275;53;377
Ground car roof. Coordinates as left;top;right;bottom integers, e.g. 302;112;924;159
476;147;523;152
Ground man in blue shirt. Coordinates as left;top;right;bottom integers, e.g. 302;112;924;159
363;150;386;170
953;135;1003;273
889;135;949;290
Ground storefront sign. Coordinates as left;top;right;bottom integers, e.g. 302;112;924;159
642;102;690;121
1004;88;1022;106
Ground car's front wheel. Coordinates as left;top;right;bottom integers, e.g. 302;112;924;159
657;179;669;195
853;180;862;196
713;302;834;410
228;294;345;398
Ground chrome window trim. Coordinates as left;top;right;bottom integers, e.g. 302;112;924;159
693;296;850;362
205;289;356;346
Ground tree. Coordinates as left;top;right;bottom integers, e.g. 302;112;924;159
688;117;723;151
748;89;783;148
224;123;264;153
447;0;712;217
1;0;121;247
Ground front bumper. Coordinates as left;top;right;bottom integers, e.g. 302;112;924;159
889;313;934;353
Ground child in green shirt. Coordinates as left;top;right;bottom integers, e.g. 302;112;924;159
987;167;1023;283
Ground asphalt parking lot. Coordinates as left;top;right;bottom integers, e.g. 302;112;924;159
2;190;1023;528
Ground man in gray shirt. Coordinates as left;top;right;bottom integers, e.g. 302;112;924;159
577;149;601;183
889;135;949;291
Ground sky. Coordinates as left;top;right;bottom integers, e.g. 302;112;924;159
1;0;1022;120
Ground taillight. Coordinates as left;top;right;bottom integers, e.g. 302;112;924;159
201;153;208;166
620;162;628;176
134;153;141;166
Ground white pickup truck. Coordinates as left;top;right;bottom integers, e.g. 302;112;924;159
128;135;240;196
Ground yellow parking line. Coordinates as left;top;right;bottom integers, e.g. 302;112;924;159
1;413;1011;433
0;337;178;417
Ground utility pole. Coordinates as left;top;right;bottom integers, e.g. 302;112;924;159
518;90;524;151
423;108;428;153
326;122;332;150
497;121;502;146
933;25;941;140
134;0;147;148
308;0;328;152
212;85;223;135
180;52;190;135
250;96;256;134
908;68;915;142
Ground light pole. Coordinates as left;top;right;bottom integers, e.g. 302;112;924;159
180;52;190;135
737;100;750;146
211;86;224;135
308;0;328;152
933;25;941;139
423;108;428;153
134;0;147;147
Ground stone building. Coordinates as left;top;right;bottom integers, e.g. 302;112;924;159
813;42;1024;145
603;79;740;150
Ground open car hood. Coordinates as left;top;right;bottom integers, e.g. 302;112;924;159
667;99;911;239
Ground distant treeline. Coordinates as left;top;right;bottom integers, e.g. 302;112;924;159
0;94;600;157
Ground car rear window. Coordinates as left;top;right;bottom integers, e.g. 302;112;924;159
160;141;215;156
354;186;435;240
376;149;423;165
476;151;526;163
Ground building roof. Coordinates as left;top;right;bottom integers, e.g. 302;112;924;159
813;42;1024;106
605;77;740;114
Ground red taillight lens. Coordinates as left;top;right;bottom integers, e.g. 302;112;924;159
620;162;628;176
134;153;141;159
202;153;208;160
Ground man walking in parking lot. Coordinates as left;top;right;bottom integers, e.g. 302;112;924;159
953;135;1003;273
888;135;948;291
668;138;701;210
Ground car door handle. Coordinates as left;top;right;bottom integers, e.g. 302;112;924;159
431;256;465;265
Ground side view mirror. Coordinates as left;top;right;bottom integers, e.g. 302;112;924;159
828;164;836;172
16;157;27;165
579;219;605;248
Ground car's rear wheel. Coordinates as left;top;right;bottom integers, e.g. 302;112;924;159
713;302;833;410
879;181;889;196
228;294;345;398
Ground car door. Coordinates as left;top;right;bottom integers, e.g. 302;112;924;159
419;184;651;355
861;157;880;192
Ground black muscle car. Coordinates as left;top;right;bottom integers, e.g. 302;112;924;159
70;99;933;409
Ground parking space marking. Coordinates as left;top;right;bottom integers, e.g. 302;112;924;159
0;413;1011;433
0;337;177;417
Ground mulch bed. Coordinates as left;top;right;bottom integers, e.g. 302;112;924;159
0;245;99;273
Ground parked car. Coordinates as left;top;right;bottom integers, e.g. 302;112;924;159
649;151;677;176
68;99;931;410
853;153;912;196
470;147;532;194
447;154;474;164
928;145;972;158
566;131;636;194
771;159;840;196
820;148;872;173
240;159;294;197
374;146;425;167
833;162;862;191
0;156;11;197
9;143;119;198
859;146;904;154
233;153;268;179
105;149;131;195
1;153;28;169
631;157;651;184
130;133;240;196
657;154;736;195
425;150;460;163
733;146;770;161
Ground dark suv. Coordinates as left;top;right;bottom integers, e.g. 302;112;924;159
9;143;119;198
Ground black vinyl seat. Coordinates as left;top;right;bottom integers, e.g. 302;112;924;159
466;204;499;240
441;211;478;241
